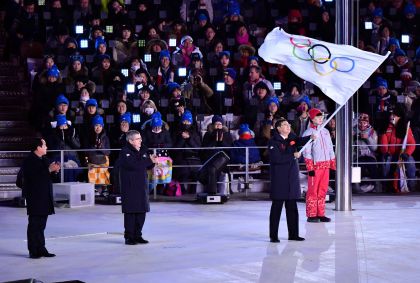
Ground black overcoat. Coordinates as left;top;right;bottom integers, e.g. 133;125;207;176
114;144;154;213
268;131;310;200
22;153;55;215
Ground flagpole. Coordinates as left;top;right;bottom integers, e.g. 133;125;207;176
298;103;345;154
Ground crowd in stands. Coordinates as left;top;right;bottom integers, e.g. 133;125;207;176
2;0;419;193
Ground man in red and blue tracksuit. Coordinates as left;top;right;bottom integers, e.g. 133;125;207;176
302;108;336;223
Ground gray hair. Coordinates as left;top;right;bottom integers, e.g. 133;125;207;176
126;130;141;142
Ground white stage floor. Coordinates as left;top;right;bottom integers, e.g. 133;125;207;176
0;195;419;283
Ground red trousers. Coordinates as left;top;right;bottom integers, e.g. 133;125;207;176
306;168;330;217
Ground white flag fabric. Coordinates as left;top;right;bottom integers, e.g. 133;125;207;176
258;28;390;105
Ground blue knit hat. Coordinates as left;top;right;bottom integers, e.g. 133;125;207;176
95;37;107;50
299;95;311;108
86;98;98;107
373;8;383;18
212;115;223;124
167;82;181;94
248;56;259;63
151;116;163;127
266;96;280;107
238;124;251;136
388;38;400;48
47;65;60;78
120;112;132;124
56;94;69;106
198;13;208;21
394;48;406;57
70;54;84;64
92;115;104;127
404;3;416;16
181;110;193;124
224;68;237;80
56;115;67;127
159;50;170;60
376;77;388;89
219;51;231;58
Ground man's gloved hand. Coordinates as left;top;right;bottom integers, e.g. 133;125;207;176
308;171;315;177
400;153;409;161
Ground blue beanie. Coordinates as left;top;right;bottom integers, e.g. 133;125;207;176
86;98;98;107
394;48;406;57
159;50;170;60
95;37;107;50
266;96;280;107
120;112;132;124
70;54;84;64
212;115;224;124
299;95;311;108
92;115;104;127
151;117;163;127
388;38;400;48
376;77;388;89
248;56;259;63
219;51;231;58
97;54;111;63
238;124;251;136
224;68;237;80
373;8;383;18
404;3;416;16
56;115;67;127
181;110;193;124
198;13;208;21
47;65;60;78
56;94;69;106
167;82;181;94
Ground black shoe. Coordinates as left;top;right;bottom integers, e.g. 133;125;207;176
289;236;305;241
270;238;280;243
29;253;42;259
319;216;331;222
307;217;320;223
42;252;56;257
135;237;149;244
125;239;137;245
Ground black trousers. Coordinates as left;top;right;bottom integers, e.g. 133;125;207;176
269;200;299;239
124;213;146;240
27;215;48;254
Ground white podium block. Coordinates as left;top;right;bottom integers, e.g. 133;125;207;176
53;182;95;208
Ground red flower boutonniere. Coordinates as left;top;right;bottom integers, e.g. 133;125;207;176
290;141;296;146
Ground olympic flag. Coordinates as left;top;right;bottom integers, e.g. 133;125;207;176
258;28;390;105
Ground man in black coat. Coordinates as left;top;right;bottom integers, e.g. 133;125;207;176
114;130;157;245
21;138;60;258
268;118;314;243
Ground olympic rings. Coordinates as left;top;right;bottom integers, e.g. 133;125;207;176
290;37;312;48
308;44;331;64
289;36;356;76
329;56;355;72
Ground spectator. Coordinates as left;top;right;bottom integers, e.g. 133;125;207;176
181;68;213;114
142;112;173;157
242;65;275;105
86;115;111;185
63;54;89;87
156;50;175;91
231;123;261;166
78;99;105;147
48;94;76;126
46;115;81;182
172;35;203;68
201;115;233;194
353;113;379;193
172;110;202;191
112;25;139;67
291;95;311;137
379;106;416;192
111;112;132;150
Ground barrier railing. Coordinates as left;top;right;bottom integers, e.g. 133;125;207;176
2;143;419;198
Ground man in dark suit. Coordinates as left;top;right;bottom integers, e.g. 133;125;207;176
21;138;60;258
114;130;157;245
268;118;314;243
